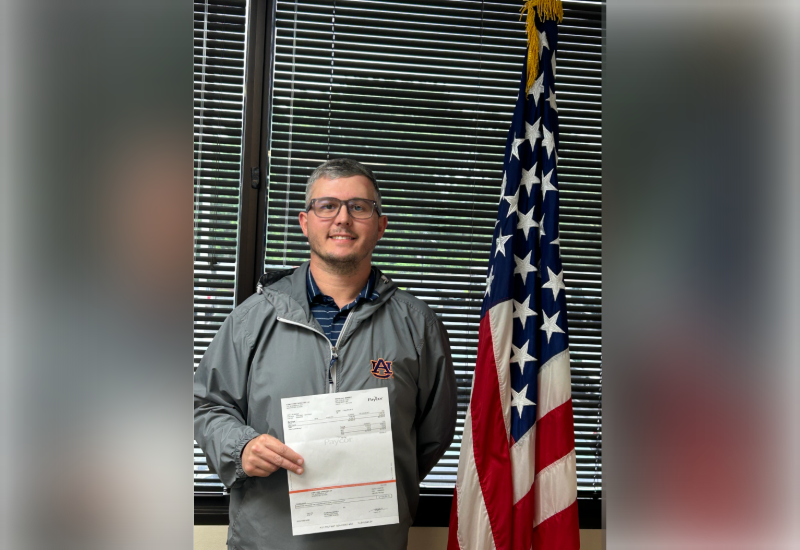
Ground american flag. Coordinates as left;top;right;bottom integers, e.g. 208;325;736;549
447;13;580;550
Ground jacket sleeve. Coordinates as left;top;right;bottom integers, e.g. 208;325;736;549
415;315;458;481
194;308;261;489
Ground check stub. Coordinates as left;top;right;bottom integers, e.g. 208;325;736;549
281;387;399;535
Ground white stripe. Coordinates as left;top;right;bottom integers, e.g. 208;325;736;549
455;409;497;550
532;448;577;527
510;423;536;504
537;348;571;420
488;301;513;439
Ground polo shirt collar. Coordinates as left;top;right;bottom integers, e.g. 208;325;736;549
306;267;380;308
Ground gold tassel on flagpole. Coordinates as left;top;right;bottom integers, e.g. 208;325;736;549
520;0;564;94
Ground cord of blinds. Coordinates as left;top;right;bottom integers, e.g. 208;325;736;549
265;0;602;494
194;0;248;494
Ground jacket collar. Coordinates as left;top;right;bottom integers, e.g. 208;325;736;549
262;261;397;328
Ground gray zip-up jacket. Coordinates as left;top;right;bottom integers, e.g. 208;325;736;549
194;262;457;550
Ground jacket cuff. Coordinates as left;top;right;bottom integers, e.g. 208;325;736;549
233;427;261;480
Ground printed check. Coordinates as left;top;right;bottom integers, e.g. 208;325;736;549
281;387;399;535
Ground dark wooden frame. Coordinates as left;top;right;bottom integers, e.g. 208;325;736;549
235;0;276;305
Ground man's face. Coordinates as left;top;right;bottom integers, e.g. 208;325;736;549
298;175;388;273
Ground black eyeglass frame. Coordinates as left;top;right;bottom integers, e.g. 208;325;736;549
306;197;383;219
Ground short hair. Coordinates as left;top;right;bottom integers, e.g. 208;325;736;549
305;158;382;210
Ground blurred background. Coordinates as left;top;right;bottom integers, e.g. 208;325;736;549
0;1;193;548
603;1;800;548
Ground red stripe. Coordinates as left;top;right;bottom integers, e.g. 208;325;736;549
447;486;460;550
532;499;580;550
470;315;513;550
511;487;534;550
534;399;576;476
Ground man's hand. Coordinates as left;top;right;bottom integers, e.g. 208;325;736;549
241;434;304;477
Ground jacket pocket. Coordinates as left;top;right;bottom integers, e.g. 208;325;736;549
227;477;254;548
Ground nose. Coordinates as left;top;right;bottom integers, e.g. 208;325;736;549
332;202;353;224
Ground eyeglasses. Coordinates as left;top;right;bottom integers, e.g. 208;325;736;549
306;197;382;219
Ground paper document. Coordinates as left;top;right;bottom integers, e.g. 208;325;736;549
281;387;399;535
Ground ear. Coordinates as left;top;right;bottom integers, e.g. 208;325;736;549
376;215;388;240
298;211;309;237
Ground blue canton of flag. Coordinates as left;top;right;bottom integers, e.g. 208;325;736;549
483;17;567;447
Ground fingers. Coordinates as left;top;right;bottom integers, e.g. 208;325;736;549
263;437;304;467
265;450;303;474
245;460;278;477
242;434;304;477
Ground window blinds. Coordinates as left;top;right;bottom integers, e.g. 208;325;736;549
265;0;602;494
194;0;248;494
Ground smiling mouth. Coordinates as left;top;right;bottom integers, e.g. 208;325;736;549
329;235;356;240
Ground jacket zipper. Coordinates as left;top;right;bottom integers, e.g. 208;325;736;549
276;317;334;392
277;314;356;394
331;311;357;393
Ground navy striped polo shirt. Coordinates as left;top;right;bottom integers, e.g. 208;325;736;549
306;267;380;347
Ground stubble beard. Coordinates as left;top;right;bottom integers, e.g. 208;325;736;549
309;239;369;276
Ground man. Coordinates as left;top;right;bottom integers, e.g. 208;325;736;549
194;159;457;550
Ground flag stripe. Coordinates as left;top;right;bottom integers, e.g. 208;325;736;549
534;399;575;477
447;486;461;550
454;410;497;550
469;315;514;550
511;486;535;550
510;423;536;504
488;301;514;439
536;349;571;420
533;449;577;528
532;499;581;550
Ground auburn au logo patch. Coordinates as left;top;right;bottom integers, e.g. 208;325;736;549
370;358;394;379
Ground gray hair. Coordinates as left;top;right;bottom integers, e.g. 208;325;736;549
305;158;382;210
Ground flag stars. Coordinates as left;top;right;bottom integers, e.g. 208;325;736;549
503;186;520;218
512;295;537;330
538;213;546;242
511;385;536;418
538;29;549;59
552;51;556;78
495;231;511;257
484;266;494;297
541;168;557;201
542;126;556;159
541;267;566;300
540;310;565;343
514;251;537;283
517;207;539;240
528;72;544;106
547;88;558;113
520;163;539;197
525;119;541;149
498;172;507;203
510;135;527;161
510;340;537;375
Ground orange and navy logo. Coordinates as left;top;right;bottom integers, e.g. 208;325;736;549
370;358;394;379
